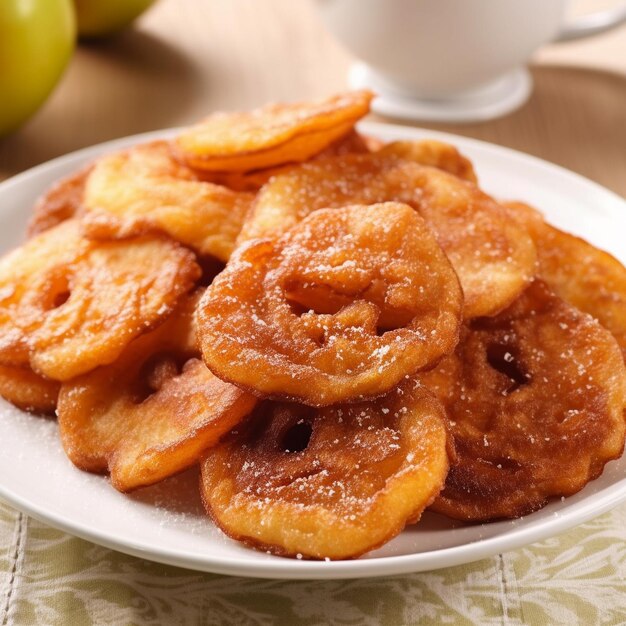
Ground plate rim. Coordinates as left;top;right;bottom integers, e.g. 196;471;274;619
0;121;624;580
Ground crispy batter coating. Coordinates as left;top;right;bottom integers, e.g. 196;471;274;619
175;90;373;172
0;220;199;381
198;164;293;193
240;153;535;318
201;381;449;559
198;203;462;406
423;280;626;521
318;129;373;158
378;140;477;182
507;201;626;360
360;134;385;152
0;363;59;414
27;165;92;237
81;141;253;262
201;130;375;193
58;293;257;491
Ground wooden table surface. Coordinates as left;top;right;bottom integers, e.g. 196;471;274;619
0;0;625;196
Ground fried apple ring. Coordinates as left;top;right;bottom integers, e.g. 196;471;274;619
201;381;449;559
378;140;477;183
175;90;373;172
240;153;535;318
0;363;59;414
58;293;257;492
507;201;626;360
422;280;626;521
27;165;92;237
0;220;199;380
198;202;462;406
81;141;253;262
202;130;376;193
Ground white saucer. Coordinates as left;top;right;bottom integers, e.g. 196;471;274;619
349;63;532;123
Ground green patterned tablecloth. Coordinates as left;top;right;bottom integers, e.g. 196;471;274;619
0;500;625;625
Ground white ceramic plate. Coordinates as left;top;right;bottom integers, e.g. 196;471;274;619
0;123;624;580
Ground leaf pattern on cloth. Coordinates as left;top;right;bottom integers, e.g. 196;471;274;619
0;500;625;626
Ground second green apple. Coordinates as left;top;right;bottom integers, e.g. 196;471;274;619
74;0;157;38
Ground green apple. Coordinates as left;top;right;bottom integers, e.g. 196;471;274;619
0;0;75;137
74;0;158;38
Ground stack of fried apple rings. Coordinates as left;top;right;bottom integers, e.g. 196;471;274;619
1;91;624;560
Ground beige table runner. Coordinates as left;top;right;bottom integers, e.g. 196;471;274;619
1;500;625;625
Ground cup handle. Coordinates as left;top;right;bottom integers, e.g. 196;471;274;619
556;2;626;41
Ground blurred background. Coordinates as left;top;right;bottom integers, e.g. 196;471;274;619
0;0;624;193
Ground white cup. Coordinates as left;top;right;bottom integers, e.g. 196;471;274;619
316;0;626;121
